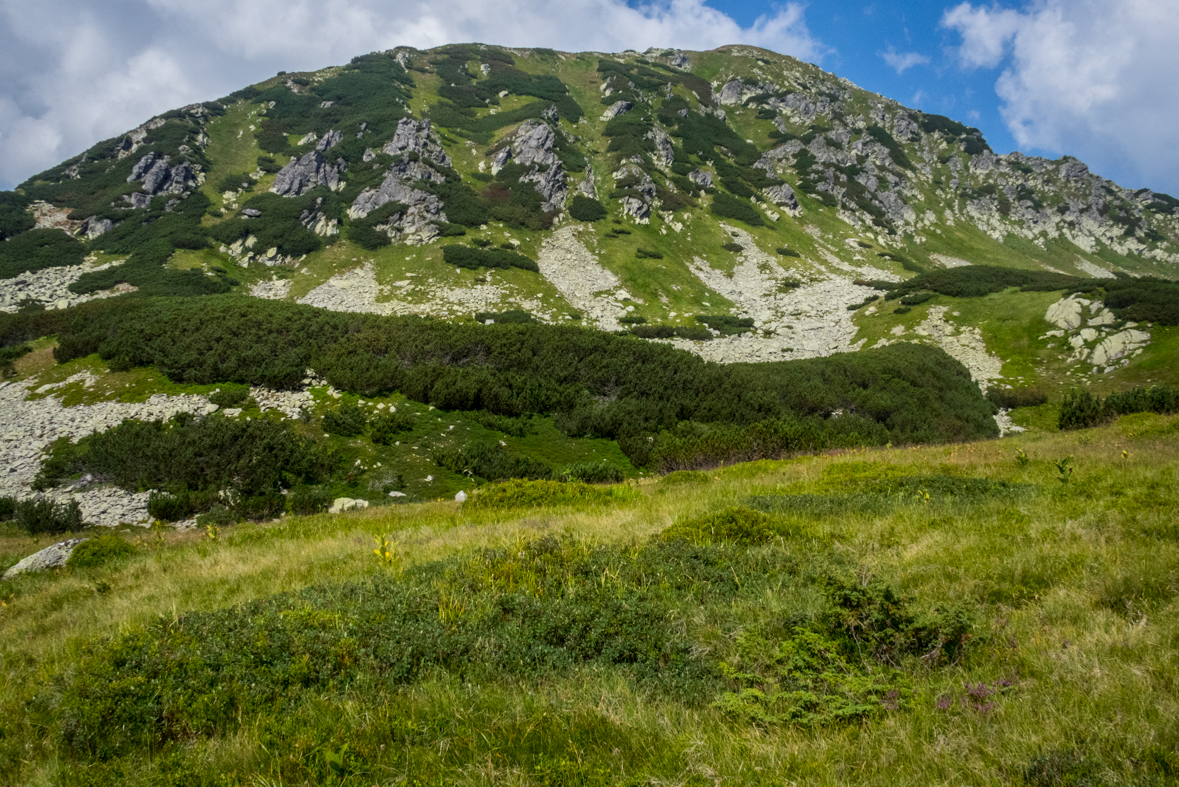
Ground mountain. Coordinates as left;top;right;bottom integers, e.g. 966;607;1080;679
3;44;1178;385
1;43;1177;521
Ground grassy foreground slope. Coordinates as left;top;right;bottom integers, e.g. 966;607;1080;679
2;414;1177;785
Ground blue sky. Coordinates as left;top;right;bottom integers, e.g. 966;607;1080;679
2;0;1177;195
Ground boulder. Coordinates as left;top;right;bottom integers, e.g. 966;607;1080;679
1044;295;1089;331
688;169;713;189
763;183;800;213
382;118;451;167
455;490;468;503
3;539;87;579
670;51;690;69
328;497;369;514
648;127;675;167
600;100;633;121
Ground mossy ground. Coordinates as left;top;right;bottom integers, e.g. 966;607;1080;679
1;409;1176;786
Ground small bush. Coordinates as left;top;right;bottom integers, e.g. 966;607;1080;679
442;245;539;272
474;310;535;324
15;498;85;535
695;314;755;335
710;192;764;226
148;489;217;522
619;315;646;324
568;195;607;222
0;343;32;378
722;242;744;253
0;495;15;520
986;387;1048;410
562;462;625;484
0;228;87;279
893;306;912;315
776;247;801;257
209;386;251;408
323;402;368;437
196;505;236;528
67;534;136;570
370;411;414;444
288;486;333;515
899;291;934;306
660;506;783;545
635;248;664;259
471;237;492;247
1058;389;1114;430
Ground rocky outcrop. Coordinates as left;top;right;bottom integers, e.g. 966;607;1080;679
718;79;777;107
648;127;675;168
915;306;1003;391
3;539;88;579
670;51;690;69
125;152;197;206
0;258;132;313
577;164;598;199
688;169;713;189
490;120;567;212
613;163;655;223
763;183;800;214
1042;294;1150;372
272;131;347;196
382;118;451;167
600;101;633;121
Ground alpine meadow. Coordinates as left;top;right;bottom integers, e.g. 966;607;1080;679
0;42;1177;786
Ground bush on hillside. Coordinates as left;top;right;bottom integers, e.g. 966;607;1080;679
67;534;136;569
14;498;85;535
442;245;539;272
322;402;368;437
710;193;764;226
369;411;414;444
986;387;1048;410
0;229;86;279
568;195;606;222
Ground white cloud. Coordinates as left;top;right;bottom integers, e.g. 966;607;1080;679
0;0;823;188
880;46;930;74
943;0;1179;194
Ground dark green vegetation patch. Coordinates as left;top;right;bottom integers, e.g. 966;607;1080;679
1;297;999;471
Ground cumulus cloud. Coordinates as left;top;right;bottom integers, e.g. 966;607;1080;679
943;0;1179;194
880;46;930;74
0;0;823;188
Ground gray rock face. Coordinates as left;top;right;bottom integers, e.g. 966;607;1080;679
688;169;713;189
3;538;88;579
671;51;690;69
491;120;567;212
763;183;800;213
649;127;675;167
600;100;633;121
613;162;655;222
81;217;113;239
382;118;451;167
718;79;778;107
272;131;347;197
126;153;196;202
578;164;598;199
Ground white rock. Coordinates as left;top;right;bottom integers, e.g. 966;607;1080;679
3;539;88;579
455;490;468;502
328;497;369;514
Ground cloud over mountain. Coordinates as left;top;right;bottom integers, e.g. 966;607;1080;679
943;0;1179;194
0;0;821;189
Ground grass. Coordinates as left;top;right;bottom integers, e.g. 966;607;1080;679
2;412;1177;785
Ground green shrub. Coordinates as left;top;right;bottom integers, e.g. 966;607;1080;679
0;191;34;240
67;534;136;569
893;306;911;315
722;242;744;253
369;411;414;444
442;245;539;272
216;172;254;193
209;385;251;408
776;247;800;257
635;248;663;259
986;387;1048;410
660;506;783;545
695;314;754;335
0;495;15;520
899;291;934;306
710;193;764;226
322;402;368;437
619;315;646;324
0;229;86;279
147;488;217;522
562;462;625;484
33;412;332;512
14;498;85;535
196;505;236;528
433;443;552;482
0;342;32;378
1058;389;1114;430
473;412;531;437
568;195;606;222
288;486;333;515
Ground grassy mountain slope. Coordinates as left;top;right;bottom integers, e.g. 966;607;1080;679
2;412;1177;785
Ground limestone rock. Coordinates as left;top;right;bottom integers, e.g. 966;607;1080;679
1045;295;1089;331
577;164;598;199
688;169;713;189
600;101;633;121
648;127;675;168
272;132;347;197
763;183;800;214
3;539;88;579
455;490;468;503
382;118;451;167
670;51;690;69
328;497;369;514
1090;329;1151;367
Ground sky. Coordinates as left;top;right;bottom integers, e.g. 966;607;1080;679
1;0;1177;195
